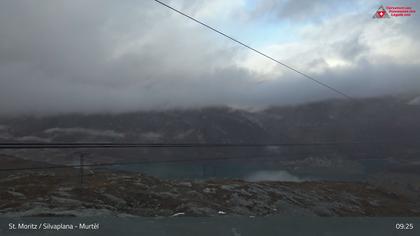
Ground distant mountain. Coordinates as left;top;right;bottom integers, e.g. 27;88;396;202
1;95;419;144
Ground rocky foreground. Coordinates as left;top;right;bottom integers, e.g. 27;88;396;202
1;170;419;217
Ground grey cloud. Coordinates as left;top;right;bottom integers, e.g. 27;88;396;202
274;0;340;21
333;35;368;61
243;0;344;22
0;0;419;115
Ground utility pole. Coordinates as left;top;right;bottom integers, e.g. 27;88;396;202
80;153;85;186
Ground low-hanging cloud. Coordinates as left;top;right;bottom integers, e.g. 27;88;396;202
0;0;419;115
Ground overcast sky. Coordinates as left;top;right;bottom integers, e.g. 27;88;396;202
0;0;419;114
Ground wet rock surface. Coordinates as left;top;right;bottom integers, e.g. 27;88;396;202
0;171;419;217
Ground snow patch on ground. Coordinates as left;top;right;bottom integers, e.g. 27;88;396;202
408;96;420;105
140;132;162;141
15;136;51;142
44;127;125;138
245;170;304;182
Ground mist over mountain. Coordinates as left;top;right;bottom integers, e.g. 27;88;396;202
1;95;419;144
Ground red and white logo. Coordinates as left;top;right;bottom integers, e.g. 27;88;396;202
373;5;390;18
373;5;416;18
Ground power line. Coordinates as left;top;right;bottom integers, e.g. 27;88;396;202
1;142;417;172
2;149;418;172
152;0;353;100
0;141;411;149
0;154;278;172
0;152;285;172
